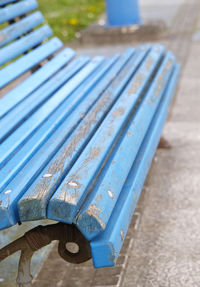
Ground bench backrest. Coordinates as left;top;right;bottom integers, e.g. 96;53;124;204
0;0;63;90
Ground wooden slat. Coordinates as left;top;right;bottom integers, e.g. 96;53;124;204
0;0;17;6
0;11;44;47
0;24;52;66
0;37;63;89
0;0;38;24
0;56;104;167
91;64;180;268
0;56;88;144
0;56;91;192
16;48;146;223
0;56;109;229
46;46;163;227
76;51;175;241
0;48;76;119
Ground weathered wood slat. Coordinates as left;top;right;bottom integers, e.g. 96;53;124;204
0;12;44;47
17;47;148;222
0;57;109;229
0;52;80;142
0;0;17;6
0;25;52;66
0;37;63;89
48;45;164;225
0;0;38;24
0;48;75;119
0;56;91;190
0;56;103;166
76;51;175;240
91;64;180;268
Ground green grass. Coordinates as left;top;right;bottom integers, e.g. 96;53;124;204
37;0;105;42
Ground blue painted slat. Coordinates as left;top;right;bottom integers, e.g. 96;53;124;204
0;0;38;24
0;56;87;144
0;37;63;89
0;56;104;168
47;45;164;225
76;52;176;240
0;25;52;66
0;48;75;119
14;57;121;222
0;12;44;48
0;0;17;6
16;49;144;222
0;56;118;229
44;47;149;224
91;64;180;268
0;57;91;189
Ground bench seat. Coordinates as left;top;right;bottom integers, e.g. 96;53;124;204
0;0;180;268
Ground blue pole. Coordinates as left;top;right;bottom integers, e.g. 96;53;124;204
105;0;141;27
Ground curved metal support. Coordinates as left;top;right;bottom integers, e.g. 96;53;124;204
0;223;91;287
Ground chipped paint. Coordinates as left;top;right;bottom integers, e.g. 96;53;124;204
4;190;12;194
128;73;143;95
89;147;101;159
58;191;78;205
67;180;80;188
107;190;114;199
112;107;125;118
150;58;173;104
42;174;53;178
120;230;124;241
87;204;105;230
95;194;102;202
30;49;143;205
145;56;153;72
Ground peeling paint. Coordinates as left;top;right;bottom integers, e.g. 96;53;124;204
107;190;114;199
59;191;78;205
128;73;143;95
87;204;105;230
4;190;12;194
112;107;125;118
145;56;153;72
42;174;53;178
95;194;102;202
67;180;80;188
120;230;124;241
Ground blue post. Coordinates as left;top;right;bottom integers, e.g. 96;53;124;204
105;0;141;27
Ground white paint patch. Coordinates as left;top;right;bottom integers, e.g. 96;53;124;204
43;173;53;178
67;180;79;188
5;190;12;194
0;278;4;282
120;230;124;241
107;190;114;199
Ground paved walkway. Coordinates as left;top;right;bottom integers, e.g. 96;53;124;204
2;0;200;286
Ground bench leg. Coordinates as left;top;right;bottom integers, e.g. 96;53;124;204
158;136;172;149
0;223;91;286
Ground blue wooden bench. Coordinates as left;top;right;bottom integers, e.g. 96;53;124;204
0;0;180;284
